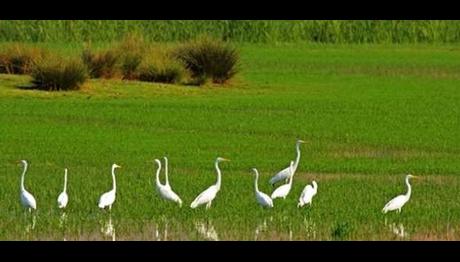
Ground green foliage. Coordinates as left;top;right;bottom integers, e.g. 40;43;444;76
2;20;460;43
331;222;353;240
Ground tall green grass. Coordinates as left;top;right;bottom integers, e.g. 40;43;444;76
2;20;460;43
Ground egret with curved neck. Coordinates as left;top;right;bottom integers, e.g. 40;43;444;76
298;180;318;208
190;157;230;209
269;140;306;186
154;157;183;206
155;159;162;188
19;160;37;212
382;174;418;214
57;168;69;209
252;168;273;208
271;161;295;199
164;157;170;187
98;164;121;211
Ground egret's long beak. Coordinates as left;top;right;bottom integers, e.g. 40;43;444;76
222;158;231;162
298;140;306;143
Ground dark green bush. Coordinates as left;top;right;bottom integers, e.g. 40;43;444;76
31;56;88;91
120;54;142;80
331;222;353;240
174;36;239;84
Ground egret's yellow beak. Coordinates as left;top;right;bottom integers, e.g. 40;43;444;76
222;158;231;162
298;140;306;143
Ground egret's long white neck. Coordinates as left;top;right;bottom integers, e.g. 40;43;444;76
253;170;260;193
288;162;295;185
111;165;117;192
294;142;301;170
164;157;169;186
288;172;294;185
63;169;68;193
215;160;222;190
405;176;412;199
155;161;162;187
20;162;27;192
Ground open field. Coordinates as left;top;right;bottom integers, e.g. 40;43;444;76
0;43;459;240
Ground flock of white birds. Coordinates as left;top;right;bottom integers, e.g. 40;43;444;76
17;140;417;216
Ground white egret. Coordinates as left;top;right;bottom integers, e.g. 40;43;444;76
271;161;295;199
269;140;306;186
19;160;37;212
251;168;273;208
98;163;121;210
382;174;419;214
190;157;230;209
154;157;183;207
298;181;318;208
57;168;69;209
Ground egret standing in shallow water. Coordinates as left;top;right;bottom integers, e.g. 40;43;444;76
98;164;121;210
18;160;37;233
251;168;273;208
190;157;230;209
382;174;419;214
154;157;183;207
271;161;295;200
57;168;69;209
269;140;306;186
298;181;318;208
19;160;37;213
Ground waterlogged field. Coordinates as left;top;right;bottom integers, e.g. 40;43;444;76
0;44;459;240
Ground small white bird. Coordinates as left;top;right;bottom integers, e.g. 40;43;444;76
271;161;295;200
19;160;37;212
57;168;69;209
251;168;273;208
190;157;230;209
382;174;419;214
298;181;318;208
154;157;183;207
269;140;305;186
98;163;121;210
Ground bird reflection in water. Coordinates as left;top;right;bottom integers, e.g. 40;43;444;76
195;220;219;241
101;215;116;241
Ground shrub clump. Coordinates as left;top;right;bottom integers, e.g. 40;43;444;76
174;36;239;85
0;44;48;74
138;52;185;84
116;33;147;80
31;56;88;91
81;47;119;79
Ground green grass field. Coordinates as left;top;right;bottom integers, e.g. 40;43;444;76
0;43;459;240
3;20;460;44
